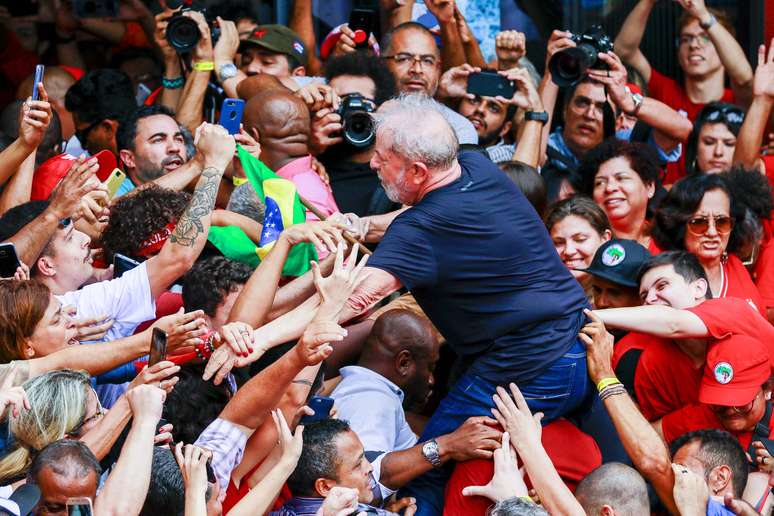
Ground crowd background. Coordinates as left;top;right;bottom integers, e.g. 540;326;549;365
0;0;774;515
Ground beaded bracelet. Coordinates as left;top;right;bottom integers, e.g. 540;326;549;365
599;384;628;401
162;76;185;89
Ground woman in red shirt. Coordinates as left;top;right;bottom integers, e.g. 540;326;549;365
652;174;766;316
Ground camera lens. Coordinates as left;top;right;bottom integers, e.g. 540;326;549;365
343;112;375;148
166;15;201;53
548;44;598;87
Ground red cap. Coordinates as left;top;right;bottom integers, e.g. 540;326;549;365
699;336;771;406
626;83;643;96
31;153;79;200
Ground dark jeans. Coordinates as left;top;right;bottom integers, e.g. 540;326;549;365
400;338;592;516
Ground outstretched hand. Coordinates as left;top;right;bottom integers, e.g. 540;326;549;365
579;309;616;384
753;38;774;100
311;243;369;316
462;431;528;502
19;83;52;150
295;320;347;367
491;383;543;453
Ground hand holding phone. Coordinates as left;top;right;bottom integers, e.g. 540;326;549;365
300;396;334;424
0;243;22;278
31;65;45;102
219;98;245;135
149;328;168;366
467;71;515;99
347;8;375;49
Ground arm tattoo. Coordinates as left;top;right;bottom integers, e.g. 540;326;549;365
170;167;221;247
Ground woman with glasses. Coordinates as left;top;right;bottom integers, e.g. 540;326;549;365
652;174;765;316
685;102;745;175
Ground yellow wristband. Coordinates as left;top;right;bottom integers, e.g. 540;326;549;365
193;61;215;71
596;377;621;392
232;176;248;187
519;496;534;504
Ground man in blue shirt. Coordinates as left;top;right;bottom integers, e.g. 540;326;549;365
335;95;591;515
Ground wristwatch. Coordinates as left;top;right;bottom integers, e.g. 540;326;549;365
699;13;717;30
218;62;238;81
624;87;644;117
421;439;442;468
524;111;549;125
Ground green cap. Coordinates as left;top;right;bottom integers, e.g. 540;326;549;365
240;25;308;68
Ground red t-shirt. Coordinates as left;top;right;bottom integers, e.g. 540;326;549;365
662;402;774;448
443;419;601;516
687;297;774;357
648;69;735;185
722;254;766;317
754;219;774;311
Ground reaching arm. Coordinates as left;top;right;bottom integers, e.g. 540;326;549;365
537;31;578;164
424;0;466;70
211;210;263;244
0;151;35;214
580;312;678;514
153;8;184;111
612;0;655;83
79;396;132;461
175;11;213;132
593;305;708;339
455;7;486;68
94;386;164;516
146;124;234;299
288;0;321;76
213;17;247;100
496;67;545;167
0;86;51;189
734;40;774;170
267;251;337;321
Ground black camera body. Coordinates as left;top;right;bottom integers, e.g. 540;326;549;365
337;93;376;148
549;25;614;87
166;8;220;54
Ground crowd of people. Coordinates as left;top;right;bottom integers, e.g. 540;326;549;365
0;0;773;514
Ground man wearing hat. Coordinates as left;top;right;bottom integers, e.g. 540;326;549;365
593;251;774;431
577;238;650;312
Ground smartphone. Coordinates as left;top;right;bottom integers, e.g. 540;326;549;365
31;65;45;102
0;243;21;278
348;8;375;49
218;98;245;135
94;150;118;182
104;168;126;198
113;253;140;278
149;328;168;367
72;0;119;18
66;497;93;516
467;71;515;99
300;396;334;424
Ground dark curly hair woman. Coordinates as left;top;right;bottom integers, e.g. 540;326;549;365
651;171;768;317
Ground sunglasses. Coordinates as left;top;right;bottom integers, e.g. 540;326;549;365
710;392;760;415
686;215;734;235
703;106;744;126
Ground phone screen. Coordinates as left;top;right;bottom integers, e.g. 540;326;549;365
467;72;515;99
32;65;45;102
113;253;140;279
0;243;21;278
149;328;167;366
66;498;93;516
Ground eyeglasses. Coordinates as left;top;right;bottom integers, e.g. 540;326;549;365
676;33;711;47
570;95;606;117
68;393;105;436
686;215;734;235
704;106;745;126
75;119;102;146
382;53;438;69
710;392;760;415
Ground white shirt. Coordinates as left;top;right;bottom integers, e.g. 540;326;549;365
331;366;417;453
57;261;156;343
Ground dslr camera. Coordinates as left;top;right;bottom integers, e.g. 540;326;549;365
165;7;220;54
337;94;376;148
549;25;614;87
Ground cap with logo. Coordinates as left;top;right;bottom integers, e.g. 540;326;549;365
699;336;771;407
574;239;651;288
32;150;116;201
240;25;308;68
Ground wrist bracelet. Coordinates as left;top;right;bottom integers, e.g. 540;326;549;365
700;13;717;30
599;384;627;401
162;76;185;89
192;61;215;72
596;377;621;392
519;495;534;504
232;176;249;187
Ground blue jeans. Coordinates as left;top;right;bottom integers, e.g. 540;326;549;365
400;338;592;516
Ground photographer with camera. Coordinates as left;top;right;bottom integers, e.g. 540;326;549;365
310;53;400;218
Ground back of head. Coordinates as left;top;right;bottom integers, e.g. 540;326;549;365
0;280;51;363
498;162;547;216
361;309;436;364
637;251;711;300
27;439;101;485
0;370;90;483
100;184;190;262
16;66;77;105
670;429;748;497
489;497;549;516
64;69;136;125
243;88;310;154
0;201;49;244
376;94;458;170
287;419;351;497
140;446;185;516
182;257;252;317
162;364;231;445
575;462;649;515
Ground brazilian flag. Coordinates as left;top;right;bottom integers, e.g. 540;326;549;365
206;145;317;276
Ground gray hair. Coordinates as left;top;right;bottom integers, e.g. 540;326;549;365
375;94;458;171
489;497;549;516
575;462;650;515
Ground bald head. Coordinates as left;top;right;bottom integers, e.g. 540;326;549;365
244;88;310;168
575;463;649;515
17;66;76;105
363;309;437;360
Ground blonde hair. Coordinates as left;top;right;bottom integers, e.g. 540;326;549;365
0;370;90;483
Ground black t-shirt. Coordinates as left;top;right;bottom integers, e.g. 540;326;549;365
324;159;399;217
367;151;589;384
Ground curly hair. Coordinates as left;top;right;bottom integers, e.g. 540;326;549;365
324;52;397;106
578;138;661;196
100;185;190;262
182;256;252;317
651;174;751;254
684;102;744;175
